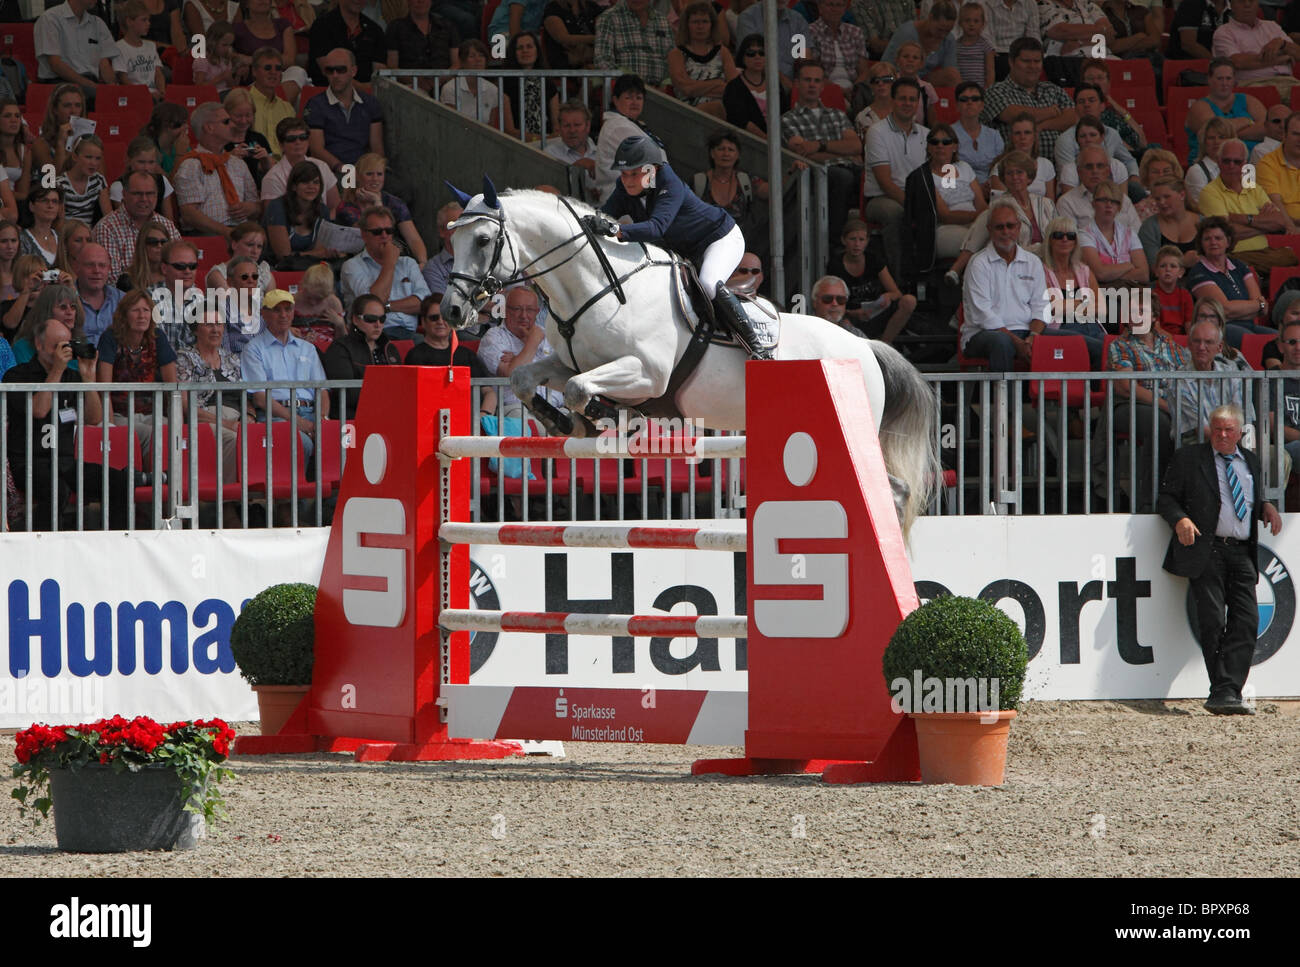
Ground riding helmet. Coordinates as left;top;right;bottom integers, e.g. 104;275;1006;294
610;134;668;171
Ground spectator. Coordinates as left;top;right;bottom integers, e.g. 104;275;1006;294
1056;118;1134;193
689;130;769;258
224;88;274;190
291;262;345;345
422;201;462;297
247;48;299;158
1257;110;1300;221
990;112;1057;198
1139;177;1201;269
1080;180;1150;291
1039;213;1106;367
1135;149;1184;219
57;135;110;227
108;138;178;224
55;219;92;277
981;37;1076;159
1093;292;1191;511
501;31;561;140
827;220;916;344
182;0;240;37
1053;85;1139;192
1249;103;1290;164
806;0;868;97
856;0;910;61
340;205;430;340
0;100;31;206
1185;59;1266;161
543;0;601;71
117;219;171;293
1078;57;1148;156
34;0;117;94
852;62;896;140
667;3;738;118
321;292;403;416
262;118;339;210
386;0;460;94
150;238;203;350
594;74;650;203
727;250;767;299
206;221;273;291
1039;0;1112;88
486;0;549;43
177;306;250;483
952;81;1004;186
307;0;387;86
906;121;987;277
951;150;1057;283
883;2;960;89
1169;0;1229;59
1055;145;1142;233
1174;302;1256;444
1185;215;1274;347
74;241;120;344
4;317;129;530
405;293;495;400
143;102;191;175
1198;137;1300;273
234;0;307;103
141;0;186;52
113;0;166;100
240;288;330;457
10;283;83;365
1;256;58;344
264;162;342;270
437;39;501;127
960;197;1052;371
892;44;939;125
1185;116;1233;211
95;171;181;281
96;287;178;455
173;101;262;236
22;187;65;267
1152;243;1196;336
1100;0;1163;63
1212;0;1300;95
334;153;427;266
784;59;862;254
594;0;675;88
543;100;600;204
0;219;18;298
974;0;1042;79
477;284;564;416
810;274;867;337
863;75;927;285
32;84;85;176
955;3;995;88
193;20;243;94
1270;299;1300;468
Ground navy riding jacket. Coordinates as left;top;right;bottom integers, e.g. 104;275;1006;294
600;162;735;262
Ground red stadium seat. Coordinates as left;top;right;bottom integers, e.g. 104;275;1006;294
2;23;37;85
931;86;957;124
298;85;327;113
100;141;129;184
1129;108;1167;151
164;85;220;110
96;85;152;118
1027;334;1103;407
389;339;415;359
1162;59;1209;105
93;112;147;143
1248;85;1282;109
1239;333;1276;370
24;83;56;119
1110;61;1155;93
1269;264;1300;301
273;270;306;293
186;235;229;275
171;57;194;86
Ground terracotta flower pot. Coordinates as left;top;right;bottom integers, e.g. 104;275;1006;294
909;710;1017;785
252;684;310;735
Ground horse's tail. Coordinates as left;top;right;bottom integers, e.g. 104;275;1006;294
871;340;941;540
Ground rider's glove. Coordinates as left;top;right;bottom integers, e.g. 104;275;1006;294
582;214;620;237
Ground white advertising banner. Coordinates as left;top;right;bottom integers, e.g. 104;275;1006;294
0;530;330;729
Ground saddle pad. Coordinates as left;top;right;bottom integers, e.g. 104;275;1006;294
671;262;782;348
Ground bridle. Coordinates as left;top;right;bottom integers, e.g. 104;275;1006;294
445;195;673;369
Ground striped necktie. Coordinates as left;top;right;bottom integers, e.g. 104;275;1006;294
1221;453;1248;522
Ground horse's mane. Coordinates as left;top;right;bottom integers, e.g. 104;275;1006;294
497;188;675;263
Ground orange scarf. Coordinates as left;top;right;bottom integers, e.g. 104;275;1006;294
176;148;242;210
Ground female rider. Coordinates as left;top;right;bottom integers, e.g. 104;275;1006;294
593;134;769;358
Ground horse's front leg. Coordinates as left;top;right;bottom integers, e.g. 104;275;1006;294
562;356;666;418
511;355;578;436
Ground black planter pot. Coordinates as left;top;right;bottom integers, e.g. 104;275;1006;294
49;764;206;853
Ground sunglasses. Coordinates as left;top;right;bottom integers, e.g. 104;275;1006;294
260;63;284;71
957;95;983;102
743;49;765;57
145;237;165;246
1050;231;1077;241
365;226;396;236
818;294;847;304
928;138;955;146
1219;157;1246;166
733;267;761;275
871;75;896;84
357;313;384;323
233;273;258;281
323;65;350;74
168;261;198;271
282;132;309;143
424;313;442;322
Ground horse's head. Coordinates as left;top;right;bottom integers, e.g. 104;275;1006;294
441;176;518;330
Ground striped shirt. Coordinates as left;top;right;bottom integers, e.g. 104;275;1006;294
956;36;994;88
57;172;107;225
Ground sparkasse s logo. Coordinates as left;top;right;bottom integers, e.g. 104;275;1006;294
1185;544;1294;664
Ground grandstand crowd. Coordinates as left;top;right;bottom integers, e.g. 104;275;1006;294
2;0;1300;528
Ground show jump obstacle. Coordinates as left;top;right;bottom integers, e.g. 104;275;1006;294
234;361;921;783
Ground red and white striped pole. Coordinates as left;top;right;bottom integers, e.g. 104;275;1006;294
438;435;746;461
439;609;748;639
438;521;746;552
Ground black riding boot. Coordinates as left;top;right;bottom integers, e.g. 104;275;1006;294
713;286;774;360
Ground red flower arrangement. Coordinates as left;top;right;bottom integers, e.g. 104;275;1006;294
11;716;236;827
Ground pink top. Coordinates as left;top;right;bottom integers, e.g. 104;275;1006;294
1212;18;1290;83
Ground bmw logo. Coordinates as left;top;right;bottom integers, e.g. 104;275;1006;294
467;558;501;674
1185;544;1295;664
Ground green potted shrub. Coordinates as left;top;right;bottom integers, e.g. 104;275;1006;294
230;583;317;735
882;594;1028;785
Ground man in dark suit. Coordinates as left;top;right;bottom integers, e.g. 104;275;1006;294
1158;404;1283;714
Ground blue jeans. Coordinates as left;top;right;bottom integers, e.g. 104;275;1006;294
965;328;1027;372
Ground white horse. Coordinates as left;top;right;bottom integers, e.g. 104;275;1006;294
440;181;939;534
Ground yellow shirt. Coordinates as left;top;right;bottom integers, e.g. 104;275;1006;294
248;85;297;159
1256;147;1300;221
1196;178;1270;253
